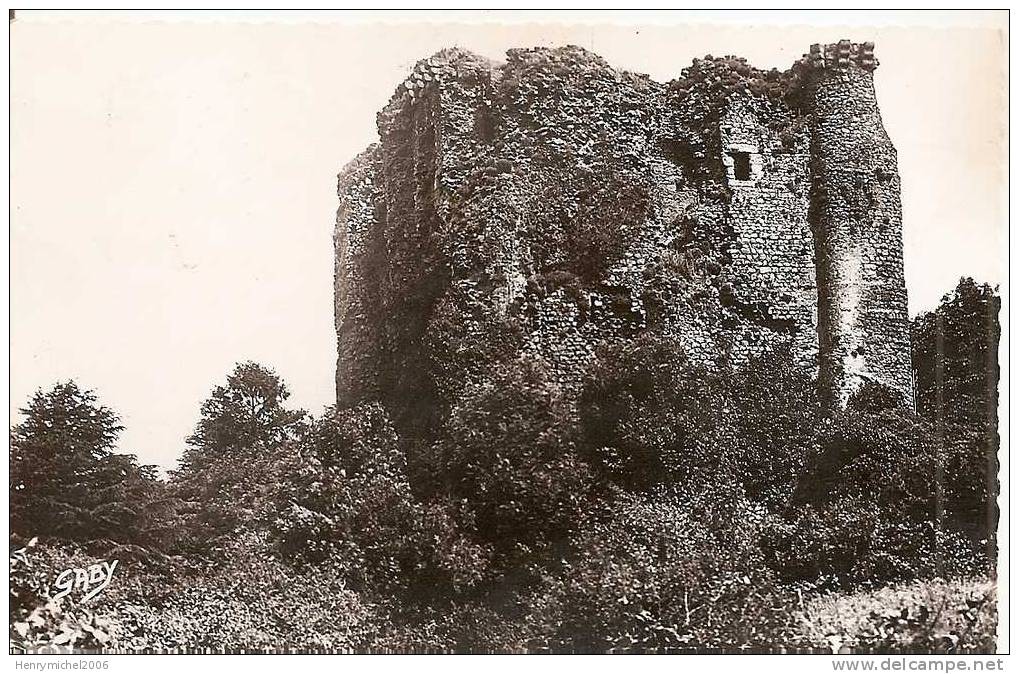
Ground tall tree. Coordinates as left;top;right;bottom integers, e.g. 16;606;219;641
912;278;1000;427
177;361;306;472
171;362;307;551
911;277;1000;552
10;381;163;544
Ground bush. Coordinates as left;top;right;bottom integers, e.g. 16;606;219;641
100;532;377;652
578;336;716;492
579;338;817;510
712;345;820;511
775;397;984;585
523;487;795;652
563;173;651;283
9;533;380;653
10;538;118;653
763;501;980;587
521;165;651;283
431;358;595;573
274;403;489;602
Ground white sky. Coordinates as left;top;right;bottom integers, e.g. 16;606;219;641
10;11;1007;471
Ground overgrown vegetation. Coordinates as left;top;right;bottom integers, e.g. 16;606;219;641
911;278;1000;550
10;279;999;653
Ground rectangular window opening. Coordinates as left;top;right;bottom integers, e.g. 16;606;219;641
731;151;751;181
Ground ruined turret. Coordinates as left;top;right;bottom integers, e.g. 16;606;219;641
800;41;913;408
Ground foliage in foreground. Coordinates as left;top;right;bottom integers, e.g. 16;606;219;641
9;382;173;548
795;578;997;654
9;279;1001;653
10;531;997;654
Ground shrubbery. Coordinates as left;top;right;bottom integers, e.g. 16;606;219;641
795;578;997;654
579;337;717;491
9;279;1000;652
524;487;794;652
579;338;817;511
770;382;987;586
10;538;117;653
273;402;489;602
430;358;595;576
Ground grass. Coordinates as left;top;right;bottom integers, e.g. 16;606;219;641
793;577;997;654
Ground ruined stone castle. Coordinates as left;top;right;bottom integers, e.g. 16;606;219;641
334;40;913;431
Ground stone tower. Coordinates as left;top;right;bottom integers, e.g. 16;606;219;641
801;41;913;408
334;41;915;433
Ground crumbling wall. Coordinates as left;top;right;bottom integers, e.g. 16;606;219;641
654;56;818;370
334;146;382;406
335;41;914;426
717;95;817;368
450;46;667;393
801;41;913;407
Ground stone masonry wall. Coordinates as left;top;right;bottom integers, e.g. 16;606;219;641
334;146;382;406
800;41;913;407
718;95;817;369
334;41;914;436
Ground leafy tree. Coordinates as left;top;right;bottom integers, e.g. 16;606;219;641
912;278;1000;428
171;362;307;552
274;402;489;600
9;381;164;546
433;358;595;569
178;362;306;472
911;278;1000;548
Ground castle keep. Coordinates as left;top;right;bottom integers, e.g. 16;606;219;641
334;41;913;429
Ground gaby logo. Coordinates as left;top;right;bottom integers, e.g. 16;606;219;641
53;560;119;602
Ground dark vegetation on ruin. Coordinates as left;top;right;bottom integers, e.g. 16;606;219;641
10;278;1000;653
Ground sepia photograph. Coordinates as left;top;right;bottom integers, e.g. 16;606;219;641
7;9;1008;662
